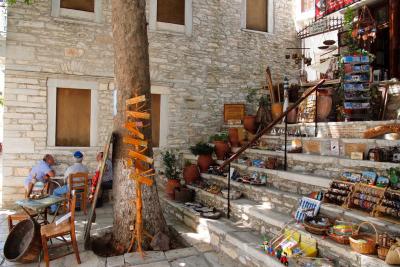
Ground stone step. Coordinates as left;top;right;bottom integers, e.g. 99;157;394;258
159;189;391;267
224;120;398;139
231;162;331;193
197;172;400;235
240;148;397;179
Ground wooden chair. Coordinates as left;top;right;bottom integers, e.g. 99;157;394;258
7;210;38;232
40;190;81;267
68;172;89;215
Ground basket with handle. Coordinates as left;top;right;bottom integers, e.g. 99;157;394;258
349;222;378;255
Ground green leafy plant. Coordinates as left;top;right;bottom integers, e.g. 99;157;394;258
190;142;214;156
245;87;269;114
7;0;33;4
161;150;181;180
209;132;228;142
388;167;400;185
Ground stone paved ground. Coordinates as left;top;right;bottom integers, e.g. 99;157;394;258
0;204;239;267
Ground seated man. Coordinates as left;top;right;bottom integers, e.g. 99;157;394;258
50;151;88;214
89;152;113;207
24;154;55;198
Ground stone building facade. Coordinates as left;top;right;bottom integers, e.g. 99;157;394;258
1;0;298;207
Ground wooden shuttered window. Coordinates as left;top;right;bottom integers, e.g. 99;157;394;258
246;0;268;32
60;0;95;12
56;88;91;147
157;0;185;25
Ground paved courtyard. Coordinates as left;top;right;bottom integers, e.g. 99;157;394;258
0;203;239;267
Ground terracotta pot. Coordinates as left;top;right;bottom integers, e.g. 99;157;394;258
213;141;230;160
243;115;258;134
271;103;283;120
197;154;214;173
228;128;240;147
183;164;200;184
286;104;298;124
317;94;333;121
165;179;180;200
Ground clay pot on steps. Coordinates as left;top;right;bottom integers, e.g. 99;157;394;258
286;103;298;124
317;89;333;121
271;103;283;121
174;187;194;203
183;164;200;185
243;115;259;134
213;141;230;160
165;179;180;200
197;154;214;173
228;128;240;147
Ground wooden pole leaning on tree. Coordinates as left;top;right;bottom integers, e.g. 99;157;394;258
124;94;155;255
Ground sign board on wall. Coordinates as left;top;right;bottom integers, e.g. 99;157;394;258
316;0;361;19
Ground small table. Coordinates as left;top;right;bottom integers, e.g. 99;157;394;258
16;196;65;225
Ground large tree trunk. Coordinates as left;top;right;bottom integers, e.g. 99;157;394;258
111;0;168;248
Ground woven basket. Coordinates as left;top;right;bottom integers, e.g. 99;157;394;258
303;216;331;235
378;246;389;260
349;222;378;255
328;232;351;245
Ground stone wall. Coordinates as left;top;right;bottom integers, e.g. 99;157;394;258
1;0;298;207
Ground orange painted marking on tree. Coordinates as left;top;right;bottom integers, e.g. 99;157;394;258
126;111;150;120
123;136;148;147
129;174;154;186
126;95;146;106
125;123;144;139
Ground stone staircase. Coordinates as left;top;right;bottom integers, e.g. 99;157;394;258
157;120;400;267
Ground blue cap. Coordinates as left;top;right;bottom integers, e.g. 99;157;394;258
73;151;83;159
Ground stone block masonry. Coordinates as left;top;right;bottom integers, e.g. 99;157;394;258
1;0;298;207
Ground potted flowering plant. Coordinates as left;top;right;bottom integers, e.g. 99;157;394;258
190;142;214;173
161;150;181;199
209;132;230;160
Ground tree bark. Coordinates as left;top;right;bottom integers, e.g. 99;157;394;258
111;0;168;248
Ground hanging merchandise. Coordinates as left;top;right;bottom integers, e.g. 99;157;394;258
352;6;377;49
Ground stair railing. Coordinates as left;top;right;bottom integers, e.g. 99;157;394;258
220;79;326;219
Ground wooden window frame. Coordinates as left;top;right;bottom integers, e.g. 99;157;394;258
51;0;103;23
241;0;274;34
149;0;193;36
47;79;99;148
60;0;95;13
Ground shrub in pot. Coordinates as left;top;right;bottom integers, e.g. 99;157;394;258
161;150;181;200
183;160;200;184
209;132;230;160
190;142;214;173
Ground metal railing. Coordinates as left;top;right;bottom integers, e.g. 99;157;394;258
220;79;326;218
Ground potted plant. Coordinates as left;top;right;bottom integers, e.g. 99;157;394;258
209;132;230;160
190;142;214;173
161;150;181;199
182;160;200;185
244;87;260;134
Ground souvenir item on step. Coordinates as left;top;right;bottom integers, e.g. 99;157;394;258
328;220;356;245
324;180;353;206
271;229;318;258
376;176;390;188
303;216;332;235
280;252;289;266
349;222;378;255
259;174;267;184
363;124;400;139
295;197;321;222
207;165;225;177
266;157;278;169
392;147;400;163
230;169;241;181
308;191;324;201
368;148;385;162
348;183;385;213
388;167;400;190
200;211;221;220
221;189;242;200
341;172;361;183
377;232;397;260
252;159;265;168
385;241;400;265
350;152;364;160
205;184;221;194
361;171;377;185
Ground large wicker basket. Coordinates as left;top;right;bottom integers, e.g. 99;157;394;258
349;222;378;255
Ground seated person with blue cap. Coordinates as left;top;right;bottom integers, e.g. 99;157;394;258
50;151;88;214
24;154;56;198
